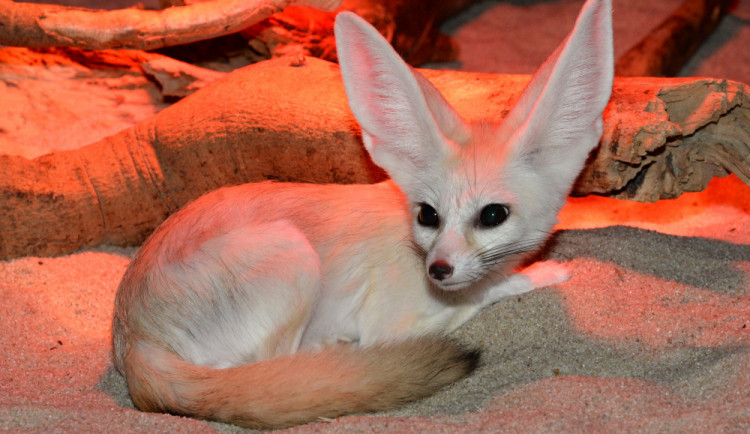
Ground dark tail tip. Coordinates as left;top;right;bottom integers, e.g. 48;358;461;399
413;336;482;385
462;347;482;373
445;340;481;379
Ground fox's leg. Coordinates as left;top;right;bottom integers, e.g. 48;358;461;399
153;220;321;369
481;260;570;305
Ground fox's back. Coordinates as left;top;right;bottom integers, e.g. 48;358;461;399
139;181;412;268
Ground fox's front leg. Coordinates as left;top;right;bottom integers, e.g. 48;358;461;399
482;260;570;305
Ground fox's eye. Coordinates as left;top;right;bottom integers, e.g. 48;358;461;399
417;203;440;228
478;204;509;228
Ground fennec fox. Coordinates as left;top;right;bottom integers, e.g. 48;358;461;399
113;0;613;428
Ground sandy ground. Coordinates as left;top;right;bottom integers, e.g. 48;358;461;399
2;0;749;432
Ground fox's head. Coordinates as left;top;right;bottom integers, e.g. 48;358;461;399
335;0;613;290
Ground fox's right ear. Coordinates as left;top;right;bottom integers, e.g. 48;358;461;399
501;0;614;201
334;12;469;198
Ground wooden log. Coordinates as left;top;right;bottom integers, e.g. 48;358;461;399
0;0;340;50
580;76;749;199
1;57;748;259
615;0;735;77
242;0;478;66
0;56;378;260
0;0;473;66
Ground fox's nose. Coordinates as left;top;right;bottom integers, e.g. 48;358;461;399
429;260;454;281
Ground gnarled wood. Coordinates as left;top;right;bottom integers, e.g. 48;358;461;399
242;0;477;66
581;77;750;200
1;57;748;259
0;0;341;50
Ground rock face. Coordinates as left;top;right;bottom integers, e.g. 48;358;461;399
1;56;748;259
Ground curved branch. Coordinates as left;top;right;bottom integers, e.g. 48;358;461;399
0;0;341;50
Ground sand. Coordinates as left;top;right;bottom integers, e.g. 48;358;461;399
2;0;749;432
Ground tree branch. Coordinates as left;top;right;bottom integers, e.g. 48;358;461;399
0;0;341;50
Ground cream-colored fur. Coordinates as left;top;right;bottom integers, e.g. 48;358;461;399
113;0;613;428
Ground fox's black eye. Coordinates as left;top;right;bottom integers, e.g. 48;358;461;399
478;204;509;228
417;203;440;227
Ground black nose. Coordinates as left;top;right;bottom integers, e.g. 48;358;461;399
429;261;454;281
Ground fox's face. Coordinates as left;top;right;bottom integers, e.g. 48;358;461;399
335;3;613;291
408;125;562;290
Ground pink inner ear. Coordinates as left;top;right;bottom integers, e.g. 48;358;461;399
334;11;452;179
335;14;416;141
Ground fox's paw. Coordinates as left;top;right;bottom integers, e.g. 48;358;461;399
521;260;570;288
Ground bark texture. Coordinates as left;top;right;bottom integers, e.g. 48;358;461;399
1;57;748;259
0;0;473;66
0;0;341;50
242;0;477;65
582;77;750;199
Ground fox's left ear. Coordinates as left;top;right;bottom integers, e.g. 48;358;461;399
502;0;614;196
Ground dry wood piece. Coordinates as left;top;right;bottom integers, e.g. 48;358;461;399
139;54;227;98
0;0;474;67
615;0;734;77
242;0;477;65
582;77;750;200
0;56;378;260
1;57;748;259
0;0;341;50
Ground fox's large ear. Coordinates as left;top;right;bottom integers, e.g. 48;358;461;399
502;0;613;196
334;12;470;197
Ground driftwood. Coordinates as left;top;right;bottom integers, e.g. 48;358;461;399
0;0;341;50
615;0;734;76
242;0;477;65
0;0;473;66
1;57;749;259
583;76;749;199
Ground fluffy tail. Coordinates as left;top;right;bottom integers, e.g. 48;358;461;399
123;336;479;429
